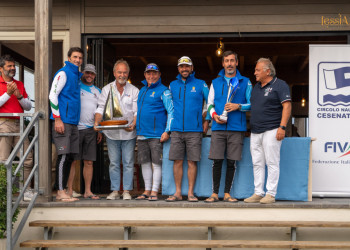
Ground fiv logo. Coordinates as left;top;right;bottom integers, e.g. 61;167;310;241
150;91;155;97
324;142;350;157
318;62;350;106
191;86;196;92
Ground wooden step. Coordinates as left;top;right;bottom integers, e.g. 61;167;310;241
28;220;350;228
20;239;350;249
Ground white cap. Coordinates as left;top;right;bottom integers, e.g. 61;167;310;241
177;56;193;66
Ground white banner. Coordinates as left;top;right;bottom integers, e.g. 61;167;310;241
309;45;350;197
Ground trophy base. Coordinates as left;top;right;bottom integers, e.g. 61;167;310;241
219;115;228;122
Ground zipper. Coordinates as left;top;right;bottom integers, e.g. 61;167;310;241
154;117;156;131
197;111;200;128
137;87;149;130
183;84;186;131
179;87;181;99
222;83;224;95
66;103;68;118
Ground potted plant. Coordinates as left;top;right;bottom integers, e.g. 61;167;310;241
0;164;20;249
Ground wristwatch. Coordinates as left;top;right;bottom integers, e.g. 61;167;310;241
166;131;171;136
238;104;242;110
17;95;23;100
279;125;286;130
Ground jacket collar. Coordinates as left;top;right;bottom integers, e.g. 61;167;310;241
64;61;82;77
141;78;162;89
176;72;196;83
218;68;243;80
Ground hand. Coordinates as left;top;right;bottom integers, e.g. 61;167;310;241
55;118;65;134
224;103;240;113
124;123;136;132
13;89;22;98
160;132;170;142
276;127;286;141
214;114;226;124
97;132;103;144
6;81;17;96
203;120;209;134
94;123;101;132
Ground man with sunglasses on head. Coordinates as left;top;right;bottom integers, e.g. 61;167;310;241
135;63;173;201
166;56;210;202
206;50;252;203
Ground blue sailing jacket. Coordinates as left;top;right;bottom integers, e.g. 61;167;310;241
211;69;249;132
170;72;209;132
136;78;168;137
50;61;82;125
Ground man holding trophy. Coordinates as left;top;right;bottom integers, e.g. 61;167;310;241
94;59;139;200
206;51;252;202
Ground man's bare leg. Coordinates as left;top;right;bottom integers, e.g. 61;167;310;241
66;160;76;197
83;160;99;199
187;160;198;201
166;160;183;201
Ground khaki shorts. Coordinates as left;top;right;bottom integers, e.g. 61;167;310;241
209;131;244;161
169;132;202;162
137;138;163;165
74;128;97;161
52;121;79;155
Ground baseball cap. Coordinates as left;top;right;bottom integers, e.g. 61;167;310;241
144;63;160;72
177;56;193;66
83;64;96;74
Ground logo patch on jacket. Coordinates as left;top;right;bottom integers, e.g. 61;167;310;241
191;87;196;92
150;91;155;97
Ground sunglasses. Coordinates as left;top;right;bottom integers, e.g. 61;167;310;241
146;65;159;71
178;58;191;64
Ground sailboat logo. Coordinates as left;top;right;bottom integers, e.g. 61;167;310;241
318;62;350;106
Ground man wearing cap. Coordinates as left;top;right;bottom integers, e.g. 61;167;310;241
49;47;84;202
0;54;33;201
135;63;173;201
94;59;139;200
166;56;210;202
206;50;252;203
66;64;102;200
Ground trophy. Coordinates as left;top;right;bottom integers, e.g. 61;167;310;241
219;77;239;122
97;85;128;130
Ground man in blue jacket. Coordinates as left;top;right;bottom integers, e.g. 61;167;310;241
49;47;83;202
135;63;173;201
206;51;252;203
166;56;210;202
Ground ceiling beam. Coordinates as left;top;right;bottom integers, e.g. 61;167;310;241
239;55;245;73
206;56;214;75
272;55;278;65
298;55;309;72
139;56;148;66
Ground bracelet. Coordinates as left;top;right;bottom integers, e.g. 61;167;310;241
17;95;23;100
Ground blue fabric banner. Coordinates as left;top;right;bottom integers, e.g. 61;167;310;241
162;137;311;201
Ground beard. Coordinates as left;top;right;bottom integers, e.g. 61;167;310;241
117;77;127;85
4;69;16;78
226;68;235;75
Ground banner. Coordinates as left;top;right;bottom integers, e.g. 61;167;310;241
309;45;350;197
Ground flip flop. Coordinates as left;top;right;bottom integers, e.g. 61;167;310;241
135;194;149;200
165;195;182;202
187;196;199;202
204;196;219;203
148;195;158;201
85;194;101;200
223;196;238;203
56;197;77;202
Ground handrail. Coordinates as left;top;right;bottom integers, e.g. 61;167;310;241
2;111;44;250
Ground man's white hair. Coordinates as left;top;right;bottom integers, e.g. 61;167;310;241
257;58;276;77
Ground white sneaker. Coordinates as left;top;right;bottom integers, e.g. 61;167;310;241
122;191;132;200
72;191;82;198
106;191;120;200
24;189;34;201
